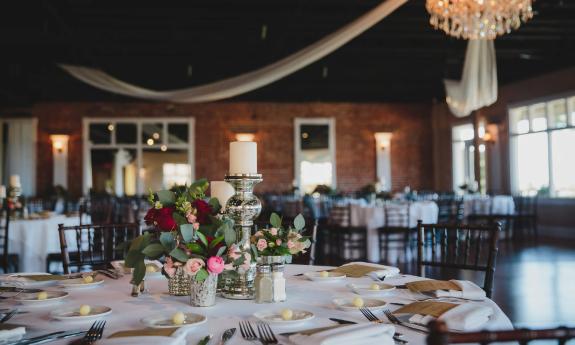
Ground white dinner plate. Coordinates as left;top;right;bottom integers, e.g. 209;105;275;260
303;271;346;282
15;291;69;305
59;277;105;289
111;260;163;277
333;298;388;311
253;310;315;325
1;273;60;288
51;305;112;321
347;283;396;296
141;313;207;329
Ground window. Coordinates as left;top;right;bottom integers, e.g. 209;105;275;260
510;95;575;197
452;124;476;192
294;118;336;194
84;118;194;196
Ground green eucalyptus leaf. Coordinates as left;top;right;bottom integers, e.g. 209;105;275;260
250;244;259;259
141;243;166;258
129;233;150;252
294;214;305;231
159;232;176;251
224;225;236;246
157;190;176;205
124;250;144;268
172;212;188;226
196;231;208;247
131;259;146;285
199;224;216;237
180;224;196;243
210;235;225;249
194;268;209;282
208;197;221;213
284;255;293;264
270;213;282;229
187;242;204;255
216;246;226;257
169;248;190;263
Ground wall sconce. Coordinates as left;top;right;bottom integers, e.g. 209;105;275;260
50;135;69;154
374;132;392;151
483;124;498;144
235;132;256;142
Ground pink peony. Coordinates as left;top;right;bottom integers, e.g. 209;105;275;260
207;256;225;274
183;258;205;276
276;239;282;246
163;257;176;278
269;227;278;236
256;239;268;251
186;212;197;224
254;231;264;237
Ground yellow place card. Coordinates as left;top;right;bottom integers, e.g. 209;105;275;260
394;301;457;318
330;264;381;278
406;280;461;293
109;328;179;338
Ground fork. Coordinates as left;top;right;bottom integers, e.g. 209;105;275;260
80;320;106;344
0;309;18;323
239;321;258;342
359;308;408;344
257;321;279;344
383;309;429;334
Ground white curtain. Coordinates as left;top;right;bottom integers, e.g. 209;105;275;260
444;39;498;118
60;0;406;103
6;119;37;196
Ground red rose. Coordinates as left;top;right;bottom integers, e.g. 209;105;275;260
145;206;177;232
192;200;213;224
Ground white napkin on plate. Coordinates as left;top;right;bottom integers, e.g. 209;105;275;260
430;280;486;301
408;303;493;331
0;324;26;343
342;262;400;279
289;323;395;345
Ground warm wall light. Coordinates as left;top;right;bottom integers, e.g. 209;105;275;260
50;135;69;154
483;124;498;143
374;132;392;150
235;133;256;142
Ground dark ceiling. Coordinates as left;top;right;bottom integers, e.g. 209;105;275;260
1;0;574;106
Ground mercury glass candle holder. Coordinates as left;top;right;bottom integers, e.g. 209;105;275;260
220;173;262;299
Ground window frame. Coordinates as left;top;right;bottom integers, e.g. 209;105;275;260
83;117;195;195
508;92;575;198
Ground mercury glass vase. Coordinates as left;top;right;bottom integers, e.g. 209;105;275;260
190;274;218;307
258;255;287;265
168;266;191;296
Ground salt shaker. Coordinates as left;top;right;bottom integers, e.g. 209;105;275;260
255;264;273;303
271;263;286;302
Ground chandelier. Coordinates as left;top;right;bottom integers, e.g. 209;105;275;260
426;0;534;40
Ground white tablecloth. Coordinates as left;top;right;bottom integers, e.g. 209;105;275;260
349;202;439;262
0;265;513;345
9;215;83;272
463;195;515;218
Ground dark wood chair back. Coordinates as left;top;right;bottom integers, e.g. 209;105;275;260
86;197;116;224
0;202;10;273
58;222;140;274
428;320;575;345
417;221;500;298
437;196;464;224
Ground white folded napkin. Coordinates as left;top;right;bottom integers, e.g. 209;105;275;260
430;280;486;301
408;303;493;331
289;323;395;345
342;262;400;279
0;324;26;343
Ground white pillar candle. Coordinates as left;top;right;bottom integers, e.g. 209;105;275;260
0;185;5;199
9;175;21;188
210;181;235;211
229;141;257;175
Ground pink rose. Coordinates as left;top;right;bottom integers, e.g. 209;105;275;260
207;256;225;274
183;258;205;276
186;211;197;224
254;231;264;237
193;222;200;230
228;244;241;260
256;239;268;251
269;227;278;236
276;239;282;246
287;240;295;249
163;257;176;278
240;252;252;271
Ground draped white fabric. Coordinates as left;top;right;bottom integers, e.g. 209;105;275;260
444;39;498;117
6;119;37;196
60;0;406;103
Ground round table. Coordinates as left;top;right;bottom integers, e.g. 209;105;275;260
2;265;513;345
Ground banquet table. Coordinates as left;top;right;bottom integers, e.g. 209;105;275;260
347;202;439;262
463;195;515;218
9;215;85;273
0;265;513;345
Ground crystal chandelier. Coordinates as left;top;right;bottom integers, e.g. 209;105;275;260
426;0;534;40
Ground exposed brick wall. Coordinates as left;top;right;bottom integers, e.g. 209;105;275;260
26;101;433;197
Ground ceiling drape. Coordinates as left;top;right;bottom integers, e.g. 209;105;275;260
60;0;407;103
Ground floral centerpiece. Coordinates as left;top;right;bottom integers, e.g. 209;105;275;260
124;179;236;301
251;213;311;264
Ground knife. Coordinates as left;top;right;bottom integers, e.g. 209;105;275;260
197;334;212;345
218;328;236;345
14;330;86;345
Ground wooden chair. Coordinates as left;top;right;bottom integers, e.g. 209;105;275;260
58;223;140;274
323;205;368;265
513;195;538;240
437;196;464;224
428;320;575;345
417;221;500;298
86;196;116;224
378;202;413;264
0;202;18;273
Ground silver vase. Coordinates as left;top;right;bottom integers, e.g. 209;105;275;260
190;274;218;307
168;266;191;296
221;174;262;300
258;255;287;265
